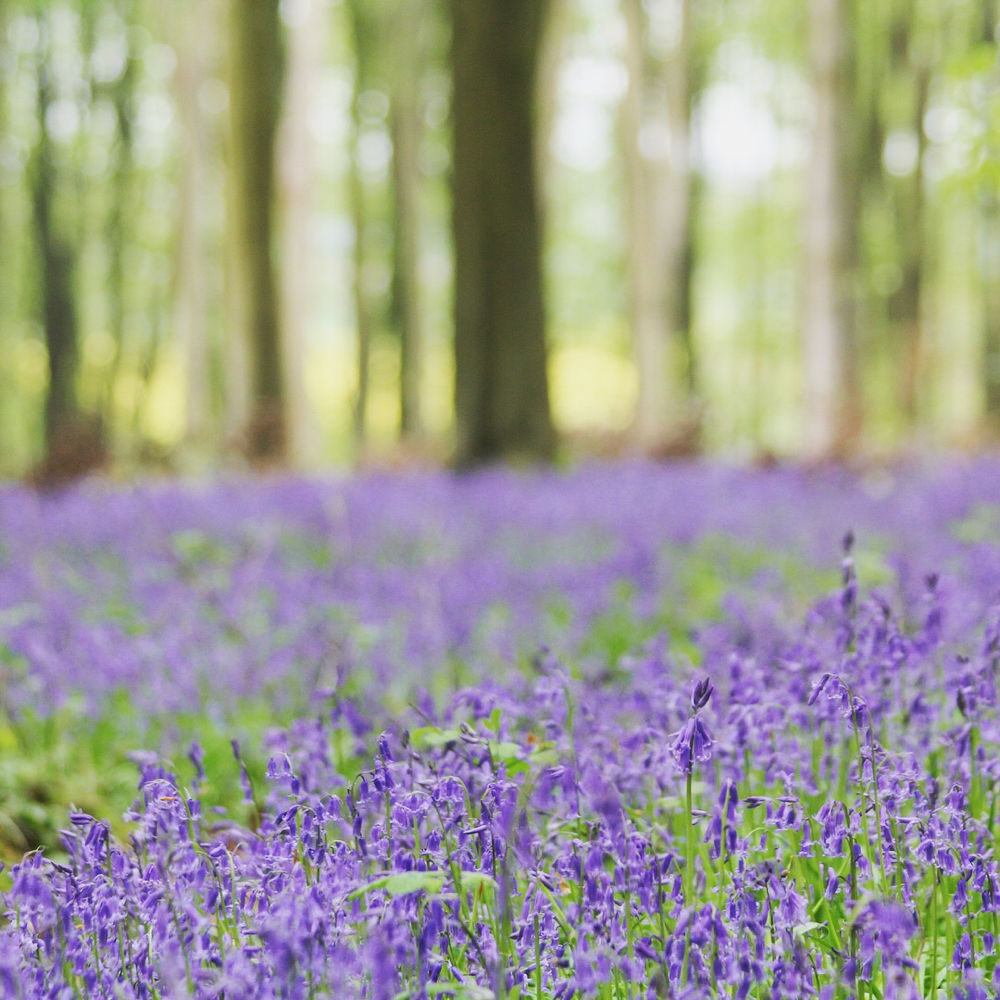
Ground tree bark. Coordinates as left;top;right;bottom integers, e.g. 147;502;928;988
348;126;372;456
30;26;80;455
676;173;700;398
345;0;377;457
802;0;862;458
279;0;324;466
676;0;708;403
451;0;555;466
172;0;214;461
979;2;1000;431
229;0;286;463
983;202;1000;426
889;62;929;431
621;0;695;451
536;0;570;216
388;0;425;441
101;10;138;432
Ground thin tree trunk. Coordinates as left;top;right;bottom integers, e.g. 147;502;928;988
979;2;1000;431
621;0;693;451
388;0;425;441
665;0;696;432
30;24;80;455
132;293;167;443
27;8;111;487
0;0;10;456
676;0;707;403
622;0;670;448
222;0;250;458
983;200;1000;425
229;0;286;463
892;64;929;431
451;0;555;466
101;15;137;433
803;0;861;458
346;0;376;458
348;127;372;455
676;171;700;398
877;1;929;437
172;0;213;461
750;183;769;450
279;0;324;466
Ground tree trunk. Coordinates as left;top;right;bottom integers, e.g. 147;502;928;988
30;28;80;455
621;0;694;451
0;0;11;459
890;63;929;432
536;0;570;216
802;0;861;458
388;0;425;441
677;0;708;403
676;172;700;398
983;203;1000;426
345;0;376;458
980;2;1000;432
172;0;214;462
749;184;769;450
279;0;324;466
451;0;555;466
348;133;372;455
229;0;286;463
102;12;138;434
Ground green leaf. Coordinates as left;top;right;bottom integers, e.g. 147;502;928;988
348;870;446;900
411;726;464;751
791;920;826;939
457;871;498;895
486;707;503;733
489;741;523;763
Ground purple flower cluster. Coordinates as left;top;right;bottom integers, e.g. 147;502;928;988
2;459;1000;995
0;459;996;724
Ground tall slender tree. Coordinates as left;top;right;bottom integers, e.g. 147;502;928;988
29;13;82;465
888;41;930;432
345;0;378;456
451;0;555;466
100;3;138;433
279;0;325;466
387;0;426;442
802;0;862;457
228;0;287;463
978;1;1000;433
171;0;216;462
621;0;697;451
983;194;1000;430
859;0;934;439
0;0;12;463
676;1;712;404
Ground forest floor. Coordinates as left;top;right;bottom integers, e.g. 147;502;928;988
0;458;997;996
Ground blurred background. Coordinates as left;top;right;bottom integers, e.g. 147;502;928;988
0;0;998;482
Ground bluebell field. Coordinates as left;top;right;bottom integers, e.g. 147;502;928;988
1;460;1000;998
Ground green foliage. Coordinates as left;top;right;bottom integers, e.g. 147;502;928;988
0;700;137;863
348;870;447;899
